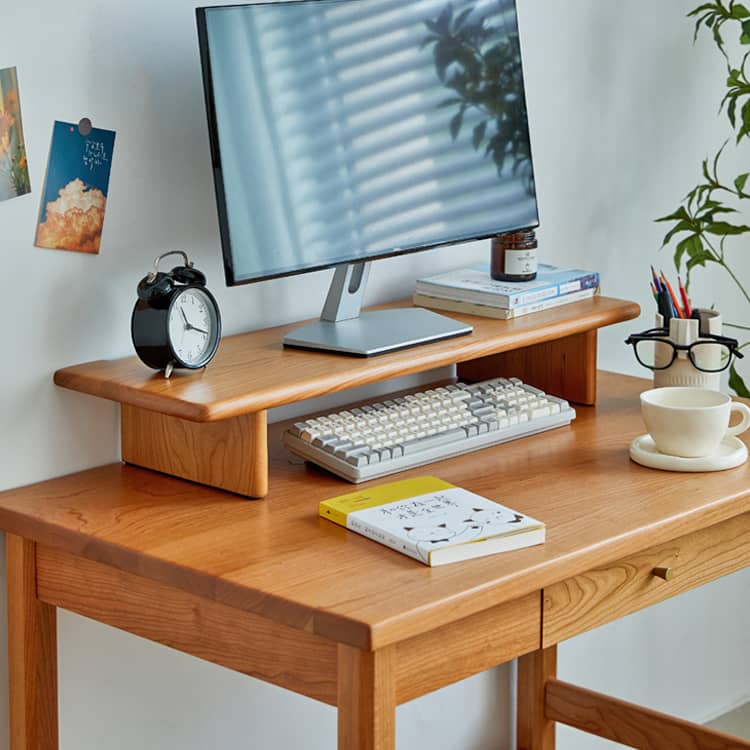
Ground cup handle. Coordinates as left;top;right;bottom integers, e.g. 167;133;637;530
727;402;750;437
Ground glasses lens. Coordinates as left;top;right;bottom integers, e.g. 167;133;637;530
634;339;673;370
690;342;732;372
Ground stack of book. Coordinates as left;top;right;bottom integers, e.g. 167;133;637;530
413;264;600;320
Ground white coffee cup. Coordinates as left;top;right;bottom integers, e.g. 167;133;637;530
640;387;750;458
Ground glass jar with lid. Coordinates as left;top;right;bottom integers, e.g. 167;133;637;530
491;229;538;282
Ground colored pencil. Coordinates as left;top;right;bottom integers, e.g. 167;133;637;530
649;280;658;302
658;288;673;321
660;271;684;318
650;265;662;293
677;275;692;317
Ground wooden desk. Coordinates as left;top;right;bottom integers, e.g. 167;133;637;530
1;372;748;750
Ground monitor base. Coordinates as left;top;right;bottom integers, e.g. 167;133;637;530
283;308;473;357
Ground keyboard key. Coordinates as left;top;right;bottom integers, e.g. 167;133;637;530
312;434;338;448
324;439;352;454
401;428;467;454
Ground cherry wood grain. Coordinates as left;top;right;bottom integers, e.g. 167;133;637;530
543;512;750;646
54;297;638;422
458;330;598;405
545;678;750;749
121;405;268;497
36;545;338;705
0;373;747;652
517;645;557;750
338;645;395;750
394;592;538;703
6;535;58;750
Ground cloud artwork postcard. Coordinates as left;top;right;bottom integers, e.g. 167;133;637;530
0;67;31;202
36;120;116;254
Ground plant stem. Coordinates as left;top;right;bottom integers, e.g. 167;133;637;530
725;323;750;331
699;234;723;263
717;258;750;306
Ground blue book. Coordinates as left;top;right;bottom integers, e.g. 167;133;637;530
415;264;600;309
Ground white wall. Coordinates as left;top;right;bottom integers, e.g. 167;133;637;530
1;1;748;748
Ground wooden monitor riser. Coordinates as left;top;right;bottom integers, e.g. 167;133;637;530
54;296;639;497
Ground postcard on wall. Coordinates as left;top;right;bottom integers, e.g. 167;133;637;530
0;66;31;202
35;120;116;254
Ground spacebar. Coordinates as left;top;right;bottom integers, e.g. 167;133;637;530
400;428;467;454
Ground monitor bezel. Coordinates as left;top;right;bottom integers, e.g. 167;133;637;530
196;0;539;288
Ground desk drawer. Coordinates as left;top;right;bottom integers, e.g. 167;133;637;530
542;512;750;647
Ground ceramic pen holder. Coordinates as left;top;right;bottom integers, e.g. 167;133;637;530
654;311;722;390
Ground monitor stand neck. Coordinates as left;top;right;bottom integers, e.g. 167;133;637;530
320;262;371;323
282;262;473;357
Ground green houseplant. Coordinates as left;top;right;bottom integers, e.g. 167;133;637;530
657;1;750;396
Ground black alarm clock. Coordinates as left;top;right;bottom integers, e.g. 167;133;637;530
131;250;221;378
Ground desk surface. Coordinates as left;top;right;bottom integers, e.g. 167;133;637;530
1;372;747;650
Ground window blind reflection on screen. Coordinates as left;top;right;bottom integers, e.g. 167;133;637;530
204;0;538;283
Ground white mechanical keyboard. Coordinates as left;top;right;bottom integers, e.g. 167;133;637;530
283;377;576;482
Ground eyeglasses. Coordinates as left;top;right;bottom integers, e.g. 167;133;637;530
625;328;744;373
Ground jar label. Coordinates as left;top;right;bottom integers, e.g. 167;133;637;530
504;249;537;275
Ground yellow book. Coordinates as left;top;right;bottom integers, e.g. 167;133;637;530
320;476;545;566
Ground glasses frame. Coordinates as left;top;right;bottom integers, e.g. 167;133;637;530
625;327;744;373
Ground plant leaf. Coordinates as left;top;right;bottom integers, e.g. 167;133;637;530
420;34;437;50
705;221;750;234
688;3;719;17
656;206;691;223
438;97;464;108
450;108;464;141
736;172;750;193
674;234;697;269
662;220;694;246
472;121;487;150
686;248;714;271
729;364;750;396
696;206;738;222
436;4;453;33
454;7;473;29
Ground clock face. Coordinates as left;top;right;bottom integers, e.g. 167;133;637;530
167;287;220;368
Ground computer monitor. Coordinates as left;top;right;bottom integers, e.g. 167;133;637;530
197;0;539;355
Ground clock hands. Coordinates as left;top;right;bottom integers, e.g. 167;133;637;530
180;306;208;336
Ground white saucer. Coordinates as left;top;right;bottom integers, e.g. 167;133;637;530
629;434;748;472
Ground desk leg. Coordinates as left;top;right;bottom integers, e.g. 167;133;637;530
6;535;58;750
337;645;395;750
517;645;557;750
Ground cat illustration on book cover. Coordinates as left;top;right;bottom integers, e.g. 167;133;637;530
405;507;527;562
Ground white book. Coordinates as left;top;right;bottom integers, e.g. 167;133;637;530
320;476;545;567
413;287;599;319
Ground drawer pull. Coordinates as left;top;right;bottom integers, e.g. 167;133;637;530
652;567;674;581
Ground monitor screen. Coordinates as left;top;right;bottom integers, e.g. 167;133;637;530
198;0;539;286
